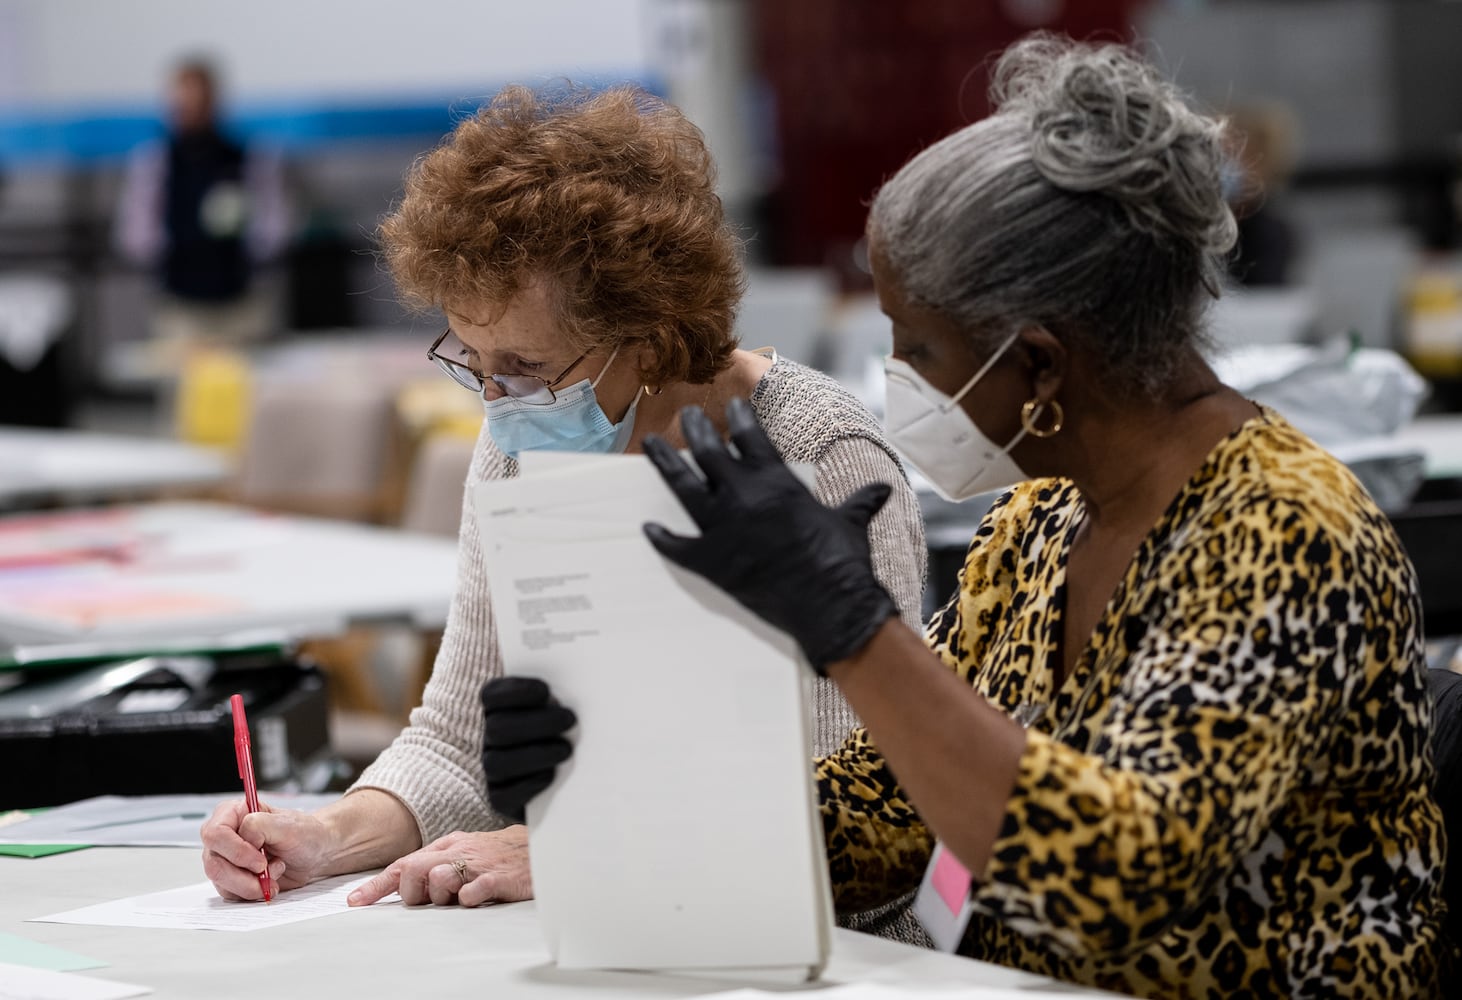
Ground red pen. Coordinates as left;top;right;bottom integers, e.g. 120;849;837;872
230;693;273;902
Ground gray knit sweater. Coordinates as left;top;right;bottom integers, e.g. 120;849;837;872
351;357;927;844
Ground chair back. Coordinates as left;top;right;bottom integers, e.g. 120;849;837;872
400;430;477;537
1428;667;1462;984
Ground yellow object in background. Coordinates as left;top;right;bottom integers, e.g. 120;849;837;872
395;378;484;440
381;379;485;528
433;412;484;441
175;350;252;450
1404;269;1462;378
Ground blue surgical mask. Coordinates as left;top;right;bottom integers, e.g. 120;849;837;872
482;348;643;459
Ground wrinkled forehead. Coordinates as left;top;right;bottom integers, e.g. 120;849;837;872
443;283;574;359
442;272;561;327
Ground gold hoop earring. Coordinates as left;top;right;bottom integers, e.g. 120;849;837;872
1020;398;1063;438
643;384;663;396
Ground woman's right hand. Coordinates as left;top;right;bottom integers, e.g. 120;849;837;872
200;799;336;901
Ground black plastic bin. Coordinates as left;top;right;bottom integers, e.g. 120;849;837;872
0;649;330;810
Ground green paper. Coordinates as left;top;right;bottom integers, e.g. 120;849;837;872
0;931;106;971
0;808;89;857
0;843;90;858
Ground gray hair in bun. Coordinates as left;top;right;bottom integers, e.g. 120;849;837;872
869;34;1236;399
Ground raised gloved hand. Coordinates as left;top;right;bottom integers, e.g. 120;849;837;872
479;677;576;824
642;399;899;675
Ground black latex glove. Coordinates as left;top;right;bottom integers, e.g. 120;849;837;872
480;676;577;824
641;399;899;675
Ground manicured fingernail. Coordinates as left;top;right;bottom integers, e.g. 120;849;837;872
347;890;362;905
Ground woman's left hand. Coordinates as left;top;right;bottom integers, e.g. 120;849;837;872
346;827;532;907
642;399;899;674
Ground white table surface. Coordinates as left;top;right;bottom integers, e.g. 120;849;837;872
1389;413;1462;481
0;428;231;504
0;501;459;664
0;847;1101;999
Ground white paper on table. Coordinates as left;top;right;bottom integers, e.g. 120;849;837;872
703;987;1085;999
28;873;388;932
0;962;150;1000
0;793;341;847
473;454;832;979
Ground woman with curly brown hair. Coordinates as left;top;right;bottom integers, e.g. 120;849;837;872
198;85;928;918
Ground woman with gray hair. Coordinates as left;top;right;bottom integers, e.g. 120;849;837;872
483;35;1444;997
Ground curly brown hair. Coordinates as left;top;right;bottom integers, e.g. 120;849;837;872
380;85;744;386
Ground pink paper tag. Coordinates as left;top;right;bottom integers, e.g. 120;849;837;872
929;845;972;914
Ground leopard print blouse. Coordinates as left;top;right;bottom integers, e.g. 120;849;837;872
817;407;1444;998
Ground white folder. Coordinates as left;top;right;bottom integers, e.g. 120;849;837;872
473;453;832;981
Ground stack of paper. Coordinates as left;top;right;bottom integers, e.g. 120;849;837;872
474;453;831;979
0;793;340;850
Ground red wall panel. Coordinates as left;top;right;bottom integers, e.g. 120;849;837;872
751;0;1145;272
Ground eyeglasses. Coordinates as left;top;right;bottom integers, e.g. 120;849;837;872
427;328;588;405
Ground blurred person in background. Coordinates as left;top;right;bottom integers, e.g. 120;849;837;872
198;84;929;943
1222;101;1299;287
115;57;289;359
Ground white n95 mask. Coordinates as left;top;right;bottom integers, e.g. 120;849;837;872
883;331;1031;502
